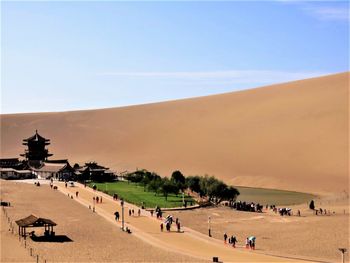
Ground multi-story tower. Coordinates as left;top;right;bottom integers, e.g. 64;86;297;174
20;130;53;162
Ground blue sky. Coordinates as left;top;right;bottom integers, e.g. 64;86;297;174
1;1;349;113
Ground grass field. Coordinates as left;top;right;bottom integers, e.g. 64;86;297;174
90;181;314;208
90;181;195;208
236;186;315;206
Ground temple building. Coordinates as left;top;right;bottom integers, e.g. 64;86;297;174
76;162;114;182
1;130;114;181
20;130;53;168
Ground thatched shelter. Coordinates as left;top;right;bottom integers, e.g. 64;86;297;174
16;214;56;237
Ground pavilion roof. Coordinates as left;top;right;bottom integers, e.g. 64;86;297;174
33;162;67;173
23;130;50;142
16;215;57;227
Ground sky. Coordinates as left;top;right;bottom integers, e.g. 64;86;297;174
1;1;349;114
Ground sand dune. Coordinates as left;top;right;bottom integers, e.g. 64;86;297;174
1;72;348;194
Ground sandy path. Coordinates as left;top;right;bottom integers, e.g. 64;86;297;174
170;204;349;263
59;182;312;262
0;180;205;262
0;209;35;262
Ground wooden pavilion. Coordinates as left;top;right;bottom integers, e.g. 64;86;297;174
16;215;57;237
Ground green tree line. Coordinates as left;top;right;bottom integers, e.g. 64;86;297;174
124;169;240;204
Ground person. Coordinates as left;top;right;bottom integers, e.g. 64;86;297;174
96;196;99;203
150;210;154;217
231;236;237;248
248;236;256;250
320;208;323;215
132;209;134;216
160;223;164;232
129;209;132;216
76;191;79;198
297;210;301;216
114;211;119;221
138;209;141;216
166;222;170;232
177;221;181;232
224;233;228;244
65;182;67;188
251;239;255;250
245;237;249;249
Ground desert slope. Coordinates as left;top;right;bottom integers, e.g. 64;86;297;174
1;72;348;194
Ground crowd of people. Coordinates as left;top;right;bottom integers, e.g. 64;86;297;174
160;214;182;233
223;233;256;249
232;201;263;212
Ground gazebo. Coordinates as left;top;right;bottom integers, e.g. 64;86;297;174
16;215;57;237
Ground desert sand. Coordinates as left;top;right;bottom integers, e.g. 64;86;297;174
0;180;205;262
1;72;348;194
1;180;323;263
170;198;349;263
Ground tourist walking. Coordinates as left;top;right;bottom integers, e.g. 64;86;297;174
75;191;79;197
114;211;119;221
224;233;228;244
129;209;132;216
160;223;164;232
245;237;249;249
177;221;181;232
248;236;256;250
231;236;237;248
166;222;171;232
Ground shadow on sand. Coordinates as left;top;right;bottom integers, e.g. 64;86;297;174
30;235;73;243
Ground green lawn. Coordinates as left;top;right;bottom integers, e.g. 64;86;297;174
90;181;195;208
235;186;315;206
89;181;314;208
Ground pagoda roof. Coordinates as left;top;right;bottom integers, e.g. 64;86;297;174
23;130;50;142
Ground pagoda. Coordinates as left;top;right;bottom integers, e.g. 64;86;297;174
20;130;53;162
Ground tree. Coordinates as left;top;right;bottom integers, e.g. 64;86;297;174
171;170;186;192
147;178;163;196
198;175;239;205
217;186;240;204
171;170;185;184
309;200;315;210
161;178;179;201
186;176;202;194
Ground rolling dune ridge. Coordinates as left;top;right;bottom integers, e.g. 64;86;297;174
1;72;348;194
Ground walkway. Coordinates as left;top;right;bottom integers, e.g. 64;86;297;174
57;182;310;262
